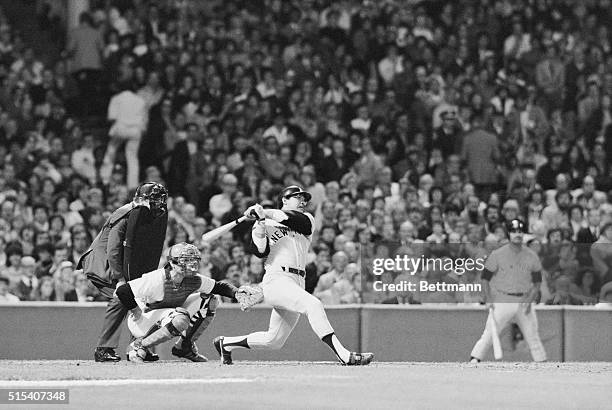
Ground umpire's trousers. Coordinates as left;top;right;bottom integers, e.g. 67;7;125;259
97;293;128;348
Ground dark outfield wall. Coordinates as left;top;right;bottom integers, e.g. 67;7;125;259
0;303;610;361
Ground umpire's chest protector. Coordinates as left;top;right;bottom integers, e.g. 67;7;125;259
146;275;202;310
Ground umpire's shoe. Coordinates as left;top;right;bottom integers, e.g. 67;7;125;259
345;352;374;366
94;347;121;362
213;336;233;365
172;342;208;362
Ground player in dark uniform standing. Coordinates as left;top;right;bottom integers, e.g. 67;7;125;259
470;219;547;362
78;182;168;362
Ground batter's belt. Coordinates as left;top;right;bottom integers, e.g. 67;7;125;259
281;266;306;277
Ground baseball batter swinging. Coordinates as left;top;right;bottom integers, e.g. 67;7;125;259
470;219;547;362
115;242;255;362
214;185;373;365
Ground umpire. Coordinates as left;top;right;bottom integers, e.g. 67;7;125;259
78;182;168;362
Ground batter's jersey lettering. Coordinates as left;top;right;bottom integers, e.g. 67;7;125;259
128;268;215;309
265;212;314;270
485;244;542;294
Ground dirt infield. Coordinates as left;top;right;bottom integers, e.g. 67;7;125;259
0;361;610;409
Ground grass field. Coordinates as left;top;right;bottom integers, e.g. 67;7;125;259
0;360;610;409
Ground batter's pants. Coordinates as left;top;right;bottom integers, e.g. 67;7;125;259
470;302;547;362
245;271;335;350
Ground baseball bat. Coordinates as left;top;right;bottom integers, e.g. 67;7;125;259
489;307;503;360
200;211;258;243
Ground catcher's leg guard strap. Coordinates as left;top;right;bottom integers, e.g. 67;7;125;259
142;308;190;347
182;295;217;346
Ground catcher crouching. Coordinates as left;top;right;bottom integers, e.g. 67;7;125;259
115;242;261;362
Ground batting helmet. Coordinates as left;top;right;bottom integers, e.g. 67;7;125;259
167;242;201;276
277;185;312;208
505;218;526;235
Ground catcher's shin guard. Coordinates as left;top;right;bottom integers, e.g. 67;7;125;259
142;308;190;348
172;295;217;362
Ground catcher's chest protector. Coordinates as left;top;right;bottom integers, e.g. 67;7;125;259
146;275;202;310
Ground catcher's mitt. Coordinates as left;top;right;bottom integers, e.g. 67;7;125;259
235;284;264;311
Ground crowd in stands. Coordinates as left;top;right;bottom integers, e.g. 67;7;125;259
1;0;612;307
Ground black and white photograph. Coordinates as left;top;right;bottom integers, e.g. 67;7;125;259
0;0;610;409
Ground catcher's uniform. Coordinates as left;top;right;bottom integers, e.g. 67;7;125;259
470;243;547;361
126;268;216;338
245;210;334;349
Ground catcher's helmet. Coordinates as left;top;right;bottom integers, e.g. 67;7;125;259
277;185;312;208
505;218;526;235
134;182;168;210
168;242;201;276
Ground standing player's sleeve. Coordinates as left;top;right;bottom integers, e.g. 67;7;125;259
481;250;498;281
531;251;543;282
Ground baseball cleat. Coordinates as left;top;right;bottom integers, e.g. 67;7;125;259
469;357;481;363
94;347;121;362
172;343;208;362
213;336;233;365
344;352;374;366
144;351;160;362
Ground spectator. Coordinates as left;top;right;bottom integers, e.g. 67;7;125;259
13;256;38;301
576;207;602;264
461;114;500;201
0;276;19;303
30;275;57;301
535;44;565;114
590;222;612;283
571;268;600;305
542;190;571;231
65;12;104;116
313;251;352;305
209;173;238;227
546;275;583;305
64;270;96;302
70;133;97;184
100;83;147;189
53;260;75;301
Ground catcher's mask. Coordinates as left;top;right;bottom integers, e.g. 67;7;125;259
168;242;201;277
277;185;312;208
134;182;168;215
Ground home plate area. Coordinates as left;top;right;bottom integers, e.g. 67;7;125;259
0;361;610;410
